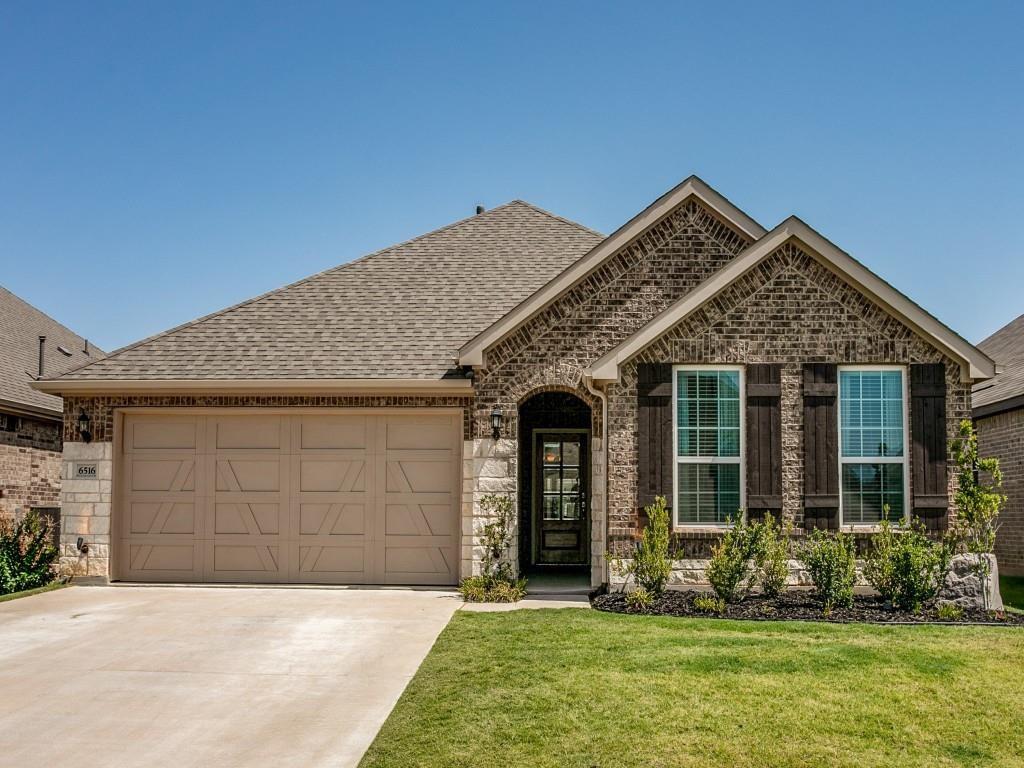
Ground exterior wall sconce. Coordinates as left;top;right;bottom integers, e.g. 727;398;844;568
76;537;90;554
489;407;503;440
77;409;93;443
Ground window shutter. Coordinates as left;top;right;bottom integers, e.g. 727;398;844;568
746;364;782;519
803;363;839;530
637;363;673;515
910;363;948;532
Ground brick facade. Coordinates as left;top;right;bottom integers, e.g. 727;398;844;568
605;241;970;556
976;407;1024;576
0;412;63;523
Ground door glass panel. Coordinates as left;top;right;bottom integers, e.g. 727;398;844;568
543;469;561;493
538;435;585;522
562;441;580;467
543;495;561;520
542;443;561;465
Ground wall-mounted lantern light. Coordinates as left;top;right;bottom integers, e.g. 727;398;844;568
77;409;93;443
489;406;503;440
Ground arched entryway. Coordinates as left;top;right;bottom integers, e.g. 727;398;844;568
517;390;592;577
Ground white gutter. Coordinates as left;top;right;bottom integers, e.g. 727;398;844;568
30;378;474;396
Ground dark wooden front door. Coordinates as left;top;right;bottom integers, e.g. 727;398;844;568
532;431;588;565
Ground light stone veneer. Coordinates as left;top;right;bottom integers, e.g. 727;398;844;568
59;441;113;579
462;436;606;588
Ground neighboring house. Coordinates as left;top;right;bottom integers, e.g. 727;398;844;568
972;314;1024;576
0;286;104;534
33;177;996;586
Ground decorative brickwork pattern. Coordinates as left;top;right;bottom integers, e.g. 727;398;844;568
0;414;62;521
63;394;474;443
976;407;1024;575
605;240;971;556
472;198;752;437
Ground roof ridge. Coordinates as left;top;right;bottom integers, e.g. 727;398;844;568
53;200;590;379
508;199;604;239
0;285;102;353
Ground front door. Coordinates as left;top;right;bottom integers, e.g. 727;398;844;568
532;431;588;565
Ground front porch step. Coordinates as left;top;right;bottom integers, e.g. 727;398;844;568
524;574;592;596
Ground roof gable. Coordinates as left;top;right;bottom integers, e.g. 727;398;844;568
0;286;105;416
973;313;1024;413
38;201;603;390
458;176;766;366
587;217;995;384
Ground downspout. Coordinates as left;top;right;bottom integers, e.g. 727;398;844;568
584;374;609;588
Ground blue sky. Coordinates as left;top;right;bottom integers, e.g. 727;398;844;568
2;1;1022;352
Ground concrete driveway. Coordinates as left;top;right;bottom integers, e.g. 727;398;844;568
0;585;459;768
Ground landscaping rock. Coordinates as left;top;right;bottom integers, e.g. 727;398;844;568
938;553;1003;611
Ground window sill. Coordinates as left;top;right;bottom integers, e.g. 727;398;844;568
672;525;731;534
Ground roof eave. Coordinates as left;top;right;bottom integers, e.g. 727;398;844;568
30;378;474;397
458;176;766;367
586;217;995;385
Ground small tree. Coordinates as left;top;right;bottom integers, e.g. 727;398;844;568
750;513;791;599
478;493;515;583
950;419;1005;555
609;495;672;597
801;529;856;615
707;517;756;604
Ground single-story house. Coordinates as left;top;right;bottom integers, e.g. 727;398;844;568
973;314;1024;576
1;286;104;532
33;177;996;587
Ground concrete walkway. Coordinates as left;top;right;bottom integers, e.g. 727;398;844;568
0;585;460;768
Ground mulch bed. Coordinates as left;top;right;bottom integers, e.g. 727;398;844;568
592;590;1024;625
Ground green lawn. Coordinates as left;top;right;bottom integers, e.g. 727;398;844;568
361;609;1024;768
1003;576;1024;612
0;581;66;604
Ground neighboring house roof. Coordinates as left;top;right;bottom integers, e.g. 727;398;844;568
37;202;603;389
0;286;105;418
586;217;996;384
458;176;767;365
973;313;1024;416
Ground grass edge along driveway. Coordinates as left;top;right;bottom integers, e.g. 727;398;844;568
361;608;1024;768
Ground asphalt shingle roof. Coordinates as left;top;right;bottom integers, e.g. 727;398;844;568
0;287;105;416
973;313;1024;411
57;201;603;381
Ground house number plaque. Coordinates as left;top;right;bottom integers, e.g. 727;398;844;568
75;463;98;478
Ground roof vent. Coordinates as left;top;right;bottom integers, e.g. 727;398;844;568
38;336;45;378
475;205;485;215
57;345;72;356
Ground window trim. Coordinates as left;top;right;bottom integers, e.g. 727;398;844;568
671;364;746;529
836;365;911;528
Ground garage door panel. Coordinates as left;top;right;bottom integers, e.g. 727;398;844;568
206;541;286;582
127;502;198;536
119;412;460;585
299;503;367;536
298;457;366;493
214;502;283;535
125;542;204;582
211;416;286;450
296;416;370;450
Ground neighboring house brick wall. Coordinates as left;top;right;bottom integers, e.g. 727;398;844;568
976;407;1024;576
0;412;63;523
59;394;473;579
606;241;970;556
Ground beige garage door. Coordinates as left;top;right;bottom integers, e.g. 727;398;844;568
116;412;461;585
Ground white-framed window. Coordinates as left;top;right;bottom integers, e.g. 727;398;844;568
838;366;909;526
672;365;745;526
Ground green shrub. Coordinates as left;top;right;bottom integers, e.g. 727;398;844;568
458;575;528;603
0;511;58;595
707;517;755;604
625;586;653;612
864;517;953;612
937;602;964;621
801;529;856;614
750;513;791;598
693;594;725;615
610;496;672;597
